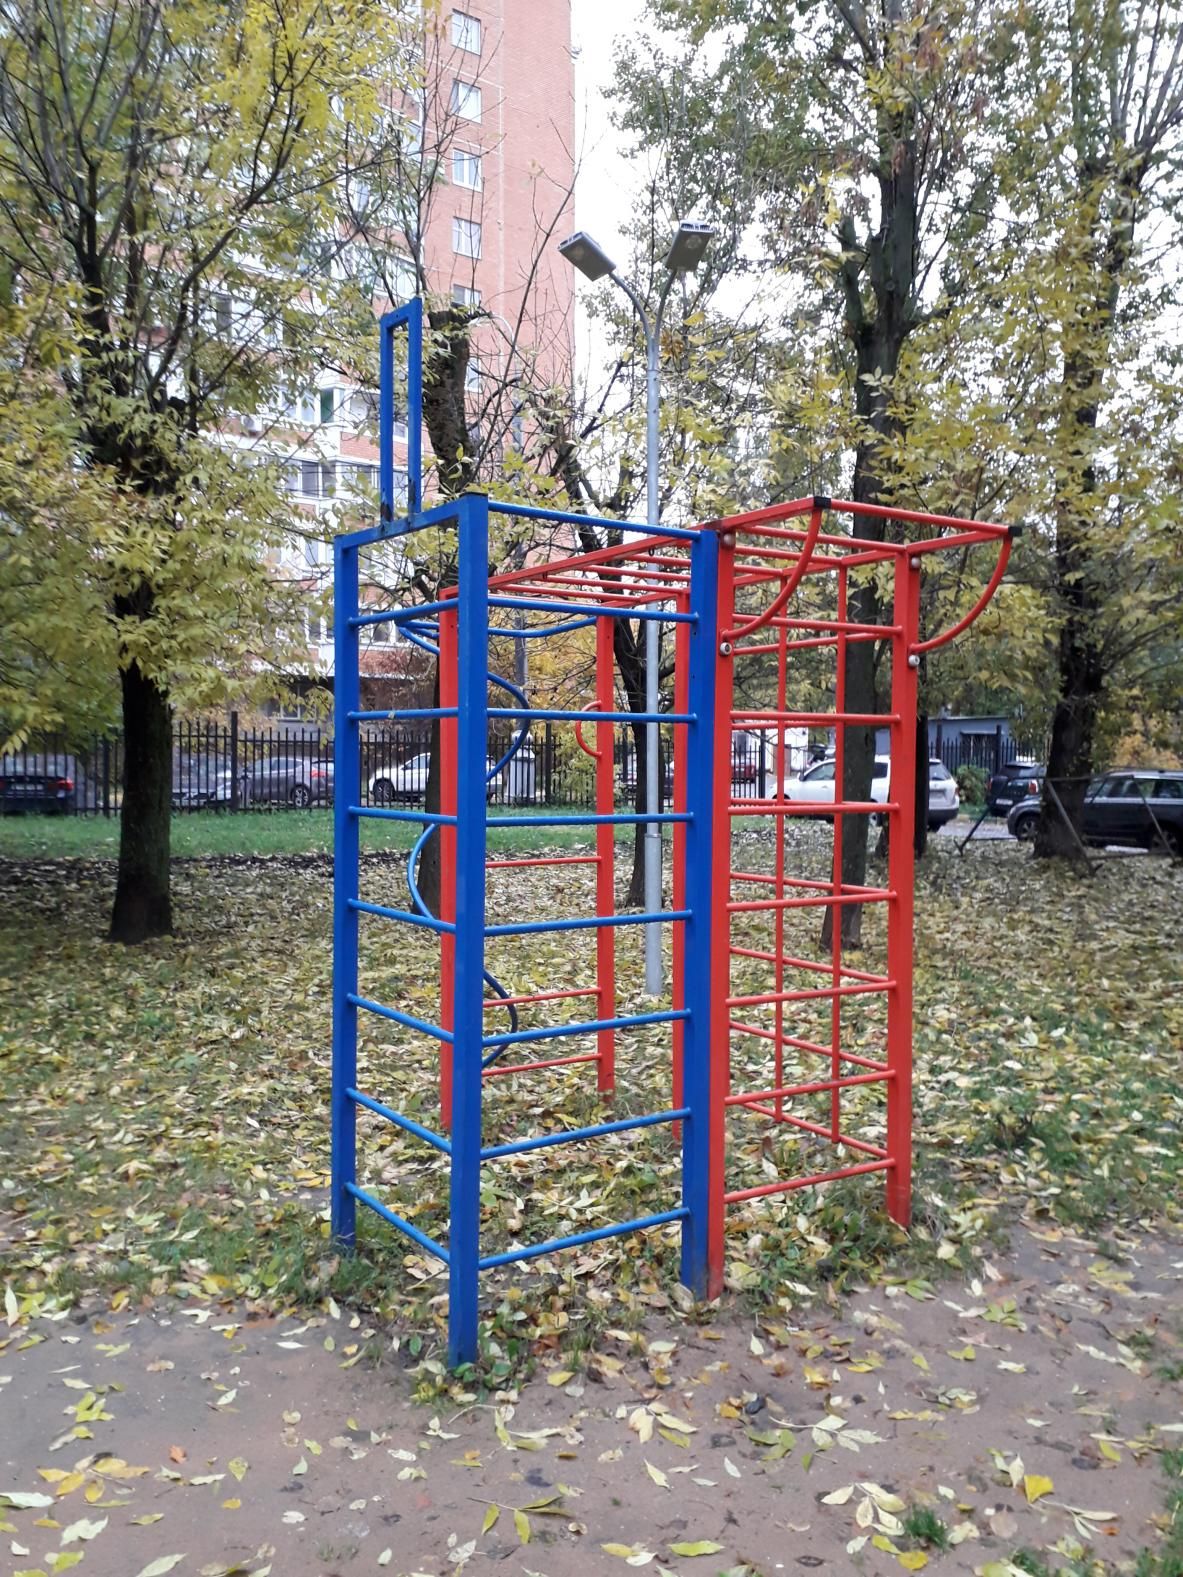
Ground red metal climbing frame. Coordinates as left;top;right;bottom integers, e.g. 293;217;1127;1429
429;494;1013;1299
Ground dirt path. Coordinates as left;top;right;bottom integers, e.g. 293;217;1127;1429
2;1224;1181;1577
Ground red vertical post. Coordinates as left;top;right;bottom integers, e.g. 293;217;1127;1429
438;607;459;1129
885;555;921;1226
595;615;616;1096
707;534;737;1297
773;598;788;1121
671;603;689;1114
831;565;847;1141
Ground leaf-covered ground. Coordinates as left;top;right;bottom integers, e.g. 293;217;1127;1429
1;836;1181;1573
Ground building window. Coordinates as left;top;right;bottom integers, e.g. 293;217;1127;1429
450;80;481;121
452;282;482;307
299;462;335;499
319;388;336;425
370;621;390;645
465;355;481;393
390;254;417;302
452;11;481;52
307;610;333;645
215;292;233;337
452;149;481;189
453;217;482;258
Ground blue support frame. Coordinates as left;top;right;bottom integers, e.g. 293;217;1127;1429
448;491;490;1366
331;534;361;1248
330;297;719;1367
679;527;720;1297
379;299;422;523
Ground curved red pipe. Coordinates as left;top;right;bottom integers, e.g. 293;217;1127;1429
911;535;1013;656
725;504;824;642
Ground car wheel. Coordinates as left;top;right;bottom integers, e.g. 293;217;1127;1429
1012;811;1038;842
289;783;312;808
371;777;394;805
1148;826;1182;858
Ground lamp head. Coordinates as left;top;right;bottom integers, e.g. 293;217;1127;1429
664;219;716;273
557;231;616;282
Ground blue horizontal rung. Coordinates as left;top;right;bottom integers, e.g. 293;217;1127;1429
486;812;689;828
478;1208;688;1270
351;807;458;825
495;616;596;638
349;993;454;1043
350;596;459;628
486;708;693;725
350;899;456;933
481;1107;689;1160
488;595;694;623
482;1007;688;1054
345;1183;450;1264
349;708;458;721
486;909;690;938
348;1088;452;1154
489;500;700;542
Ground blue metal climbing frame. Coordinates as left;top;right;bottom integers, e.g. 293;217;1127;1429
331;486;719;1365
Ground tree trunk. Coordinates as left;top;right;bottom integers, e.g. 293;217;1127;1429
822;623;877;950
1034;347;1109;855
613;619;648;908
1035;499;1105;854
914;708;930;859
110;660;173;943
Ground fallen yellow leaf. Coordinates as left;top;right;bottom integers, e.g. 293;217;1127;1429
1023;1474;1054;1503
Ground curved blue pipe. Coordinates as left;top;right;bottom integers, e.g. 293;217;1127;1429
390;620;527;1041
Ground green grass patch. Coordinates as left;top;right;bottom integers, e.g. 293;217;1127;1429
1135;1448;1183;1576
0;808;604;860
901;1504;951;1551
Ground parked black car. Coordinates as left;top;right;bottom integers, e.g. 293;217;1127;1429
172;752;234;809
0;753;83;814
986;760;1045;815
1007;770;1183;853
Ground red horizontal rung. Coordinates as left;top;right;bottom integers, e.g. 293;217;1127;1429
726;1068;892;1106
725;1157;892;1205
729;943;891;984
728;979;893;1006
483;987;598;1010
483;1051;599;1078
727;1019;889;1073
728;891;895;912
732;709;899;726
486;856;599;869
730;802;898;818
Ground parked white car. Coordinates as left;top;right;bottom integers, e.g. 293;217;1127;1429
781;755;960;830
369;751;510;804
369;753;431;803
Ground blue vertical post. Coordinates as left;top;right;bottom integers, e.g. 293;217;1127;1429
680;527;720;1297
448;491;489;1367
331;537;362;1246
379;298;423;523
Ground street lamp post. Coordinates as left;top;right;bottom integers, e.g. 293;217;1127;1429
559;221;715;995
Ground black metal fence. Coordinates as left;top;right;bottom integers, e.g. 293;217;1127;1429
932;723;1045;778
2;714;1043;818
1;716;816;816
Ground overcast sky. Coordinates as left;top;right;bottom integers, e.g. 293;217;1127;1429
570;0;642;251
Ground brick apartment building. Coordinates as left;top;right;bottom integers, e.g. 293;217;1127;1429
267;1;576;719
